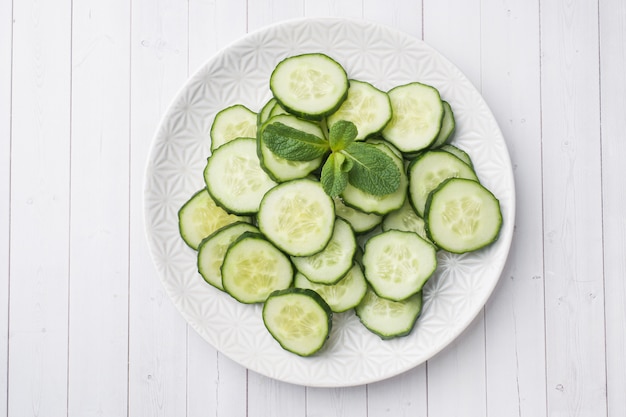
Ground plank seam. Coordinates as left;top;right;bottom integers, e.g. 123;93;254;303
126;1;134;416
537;0;549;415
5;0;15;416
596;1;610;416
66;1;74;416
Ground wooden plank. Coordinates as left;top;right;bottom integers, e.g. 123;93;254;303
363;0;422;39
66;1;130;416
540;0;607;415
422;1;487;416
0;0;12;414
426;319;487;417
424;0;481;88
188;339;248;417
306;386;367;417
360;4;428;417
247;0;304;32
599;0;626;416
8;0;72;415
128;0;190;416
189;0;248;72
186;2;250;416
247;373;306;417
304;0;364;19
367;367;428;417
480;1;548;416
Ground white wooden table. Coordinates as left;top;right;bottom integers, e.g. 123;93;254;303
2;0;625;416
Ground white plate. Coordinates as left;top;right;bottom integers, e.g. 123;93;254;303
144;17;515;387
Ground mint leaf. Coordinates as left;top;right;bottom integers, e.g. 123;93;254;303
262;122;329;161
320;153;352;197
329;120;358;151
343;142;401;196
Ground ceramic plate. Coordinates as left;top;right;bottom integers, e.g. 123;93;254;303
144;17;515;387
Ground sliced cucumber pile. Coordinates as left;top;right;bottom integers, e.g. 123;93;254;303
262;288;332;357
221;232;294;304
197;222;260;290
210;104;257;151
178;188;250;250
270;53;348;120
177;52;503;355
425;178;502;253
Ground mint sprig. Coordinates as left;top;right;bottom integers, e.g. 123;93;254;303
321;152;353;197
343;142;401;196
262;119;401;197
329;120;358;151
262;122;329;161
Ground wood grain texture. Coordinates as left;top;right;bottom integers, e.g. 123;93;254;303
363;0;422;39
424;0;481;89
248;0;304;32
599;0;626;416
367;366;428;417
427;319;487;417
66;1;131;416
307;386;367;417
481;1;548;416
540;0;607;415
304;0;364;19
0;0;11;414
8;0;72;415
248;373;306;417
128;1;189;416
1;2;623;416
189;0;248;72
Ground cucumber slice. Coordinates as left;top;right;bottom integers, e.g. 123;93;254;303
382;199;432;245
439;144;474;168
382;82;444;153
197;222;259;290
407;150;478;216
210;104;257;151
425;178;502;253
355;286;423;339
262;288;333;356
429;100;456;148
221;232;293;303
268;101;289;118
257;97;278;126
178;188;249;250
258;114;326;182
365;137;403;159
258;178;335;257
270;53;349;120
204;137;278;215
291;218;356;284
327;80;392;140
341;140;408;215
362;230;437;301
333;196;383;234
294;263;367;313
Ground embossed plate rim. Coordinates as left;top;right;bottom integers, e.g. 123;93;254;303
143;17;516;387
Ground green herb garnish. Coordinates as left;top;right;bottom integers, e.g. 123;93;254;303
262;120;400;197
